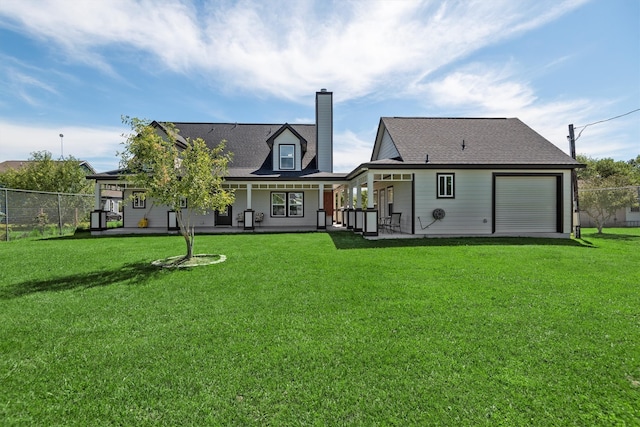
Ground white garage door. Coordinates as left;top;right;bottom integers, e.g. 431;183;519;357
495;176;557;233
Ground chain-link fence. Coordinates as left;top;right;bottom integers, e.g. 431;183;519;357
0;188;94;241
578;186;640;229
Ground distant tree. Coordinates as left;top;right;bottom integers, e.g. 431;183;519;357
119;117;235;261
577;155;638;233
627;155;640;183
0;151;93;194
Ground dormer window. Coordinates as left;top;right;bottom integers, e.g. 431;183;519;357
267;124;307;172
279;145;295;170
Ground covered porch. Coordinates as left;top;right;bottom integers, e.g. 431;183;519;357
89;179;346;234
334;170;414;238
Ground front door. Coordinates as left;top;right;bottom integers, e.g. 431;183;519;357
215;205;232;226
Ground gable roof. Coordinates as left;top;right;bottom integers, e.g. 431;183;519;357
265;123;308;154
170;122;318;177
371;117;581;167
89;122;347;181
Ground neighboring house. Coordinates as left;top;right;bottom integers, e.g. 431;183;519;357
579;198;640;228
0;159;96;175
88;91;583;237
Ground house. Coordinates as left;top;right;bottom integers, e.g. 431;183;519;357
0;159;96;175
579;188;640;228
89;90;346;231
341;117;582;237
88;92;583;237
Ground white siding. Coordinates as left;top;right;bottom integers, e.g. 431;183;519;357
122;189;172;228
376;130;400;160
495;176;557;233
414;170;493;236
272;130;303;172
412;169;572;236
122;187;322;230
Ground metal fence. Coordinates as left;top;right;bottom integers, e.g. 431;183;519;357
0;188;94;241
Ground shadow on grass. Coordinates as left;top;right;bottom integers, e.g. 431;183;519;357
329;231;594;250
580;231;640;241
0;261;166;300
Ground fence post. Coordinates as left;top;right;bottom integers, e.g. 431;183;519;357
3;188;8;242
58;193;63;235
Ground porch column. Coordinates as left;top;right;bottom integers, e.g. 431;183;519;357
94;182;101;210
355;184;363;232
317;183;326;230
364;172;378;236
347;184;355;230
367;173;375;209
337;186;344;225
90;182;106;231
244;183;254;230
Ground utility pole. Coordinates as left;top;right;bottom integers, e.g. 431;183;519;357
568;124;581;238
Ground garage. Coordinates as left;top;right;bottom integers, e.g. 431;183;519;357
494;174;562;233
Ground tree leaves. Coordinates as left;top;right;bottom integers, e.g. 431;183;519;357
0;151;93;194
119;117;235;259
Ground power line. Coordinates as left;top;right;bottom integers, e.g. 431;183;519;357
574;108;640;141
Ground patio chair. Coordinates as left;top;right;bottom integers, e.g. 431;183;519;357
255;212;264;227
379;215;391;233
388;212;402;233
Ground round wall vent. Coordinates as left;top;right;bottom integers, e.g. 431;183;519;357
432;208;446;220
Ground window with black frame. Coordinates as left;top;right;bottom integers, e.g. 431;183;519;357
271;191;304;217
437;174;455;198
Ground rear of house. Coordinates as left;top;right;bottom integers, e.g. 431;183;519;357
340;117;581;238
88;94;582;238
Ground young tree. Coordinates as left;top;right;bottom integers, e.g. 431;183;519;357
0;151;93;194
119;117;235;261
577;155;639;233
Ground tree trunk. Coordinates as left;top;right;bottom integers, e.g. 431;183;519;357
176;209;194;260
183;230;193;260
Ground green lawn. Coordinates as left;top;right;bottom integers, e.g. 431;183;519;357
1;229;638;425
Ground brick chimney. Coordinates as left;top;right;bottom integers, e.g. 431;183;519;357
315;89;333;173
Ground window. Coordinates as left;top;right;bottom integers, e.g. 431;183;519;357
279;145;295;170
271;192;304;217
272;192;286;216
631;206;640;213
179;197;188;209
288;192;303;217
437;174;455;198
133;192;146;209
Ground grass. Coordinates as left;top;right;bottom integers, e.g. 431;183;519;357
1;229;639;425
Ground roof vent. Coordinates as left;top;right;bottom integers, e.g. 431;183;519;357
425;154;429;163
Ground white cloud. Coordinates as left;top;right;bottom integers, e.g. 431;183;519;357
0;120;124;172
333;129;374;173
416;62;637;159
0;0;588;102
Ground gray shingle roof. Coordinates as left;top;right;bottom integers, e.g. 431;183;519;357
376;117;581;167
170;122;317;173
90;122;351;180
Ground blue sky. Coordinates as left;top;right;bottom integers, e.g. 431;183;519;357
0;0;638;173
